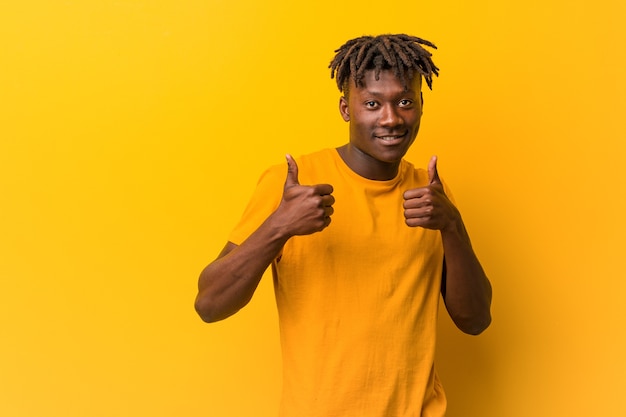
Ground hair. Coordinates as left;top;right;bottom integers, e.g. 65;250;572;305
329;34;439;94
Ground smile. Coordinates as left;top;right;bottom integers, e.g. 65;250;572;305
375;132;407;142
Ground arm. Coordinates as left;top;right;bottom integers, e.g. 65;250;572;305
403;156;492;335
439;216;492;335
194;225;287;323
194;155;335;323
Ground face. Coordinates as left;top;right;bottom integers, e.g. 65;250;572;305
339;69;423;179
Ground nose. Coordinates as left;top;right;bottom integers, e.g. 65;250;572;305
378;104;402;127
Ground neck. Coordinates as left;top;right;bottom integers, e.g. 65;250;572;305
336;144;401;181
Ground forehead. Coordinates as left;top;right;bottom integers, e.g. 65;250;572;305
350;69;422;95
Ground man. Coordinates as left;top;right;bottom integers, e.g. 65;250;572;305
195;34;492;417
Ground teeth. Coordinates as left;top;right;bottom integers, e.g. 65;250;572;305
379;136;400;141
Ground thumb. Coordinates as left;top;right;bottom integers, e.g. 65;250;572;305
284;154;300;188
428;155;441;185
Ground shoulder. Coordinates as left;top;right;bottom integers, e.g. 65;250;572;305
290;148;338;183
400;159;429;187
255;149;336;187
294;149;336;169
400;159;455;197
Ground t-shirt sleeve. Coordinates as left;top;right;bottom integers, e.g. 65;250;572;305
227;164;285;246
442;180;456;206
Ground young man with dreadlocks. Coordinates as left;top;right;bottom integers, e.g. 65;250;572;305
195;34;492;417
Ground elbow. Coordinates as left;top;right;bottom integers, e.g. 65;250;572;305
450;281;493;335
467;315;492;336
194;296;217;323
194;291;245;323
194;294;229;323
454;311;492;335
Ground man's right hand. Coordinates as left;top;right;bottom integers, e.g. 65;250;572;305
195;154;334;322
275;154;335;237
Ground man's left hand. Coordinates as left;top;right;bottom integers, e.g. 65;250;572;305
402;156;459;231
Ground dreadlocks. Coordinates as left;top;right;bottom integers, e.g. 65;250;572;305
329;34;439;94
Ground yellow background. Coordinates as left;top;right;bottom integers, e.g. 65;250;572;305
1;0;625;416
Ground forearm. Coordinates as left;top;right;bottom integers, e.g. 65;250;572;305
194;215;290;323
195;158;335;322
440;217;492;335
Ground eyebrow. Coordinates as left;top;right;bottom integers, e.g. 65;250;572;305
362;88;416;97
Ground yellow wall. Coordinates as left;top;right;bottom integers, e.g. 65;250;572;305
1;1;625;416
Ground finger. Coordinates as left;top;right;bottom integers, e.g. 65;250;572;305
284;154;300;188
405;217;427;228
404;207;432;219
403;197;431;210
403;187;428;200
321;194;335;207
323;215;332;228
314;183;334;196
428;155;441;185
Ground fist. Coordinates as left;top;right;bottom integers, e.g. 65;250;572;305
403;156;458;230
277;154;335;236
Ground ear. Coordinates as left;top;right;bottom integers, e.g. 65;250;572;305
420;91;424;116
339;96;350;122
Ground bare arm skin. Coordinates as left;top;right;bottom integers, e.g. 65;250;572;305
194;155;335;323
403;156;492;335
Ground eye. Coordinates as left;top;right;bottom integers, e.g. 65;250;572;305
364;101;378;108
399;99;413;107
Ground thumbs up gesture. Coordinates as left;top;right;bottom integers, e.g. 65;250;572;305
403;156;459;231
274;154;335;237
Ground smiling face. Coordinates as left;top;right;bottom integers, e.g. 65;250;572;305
338;69;423;180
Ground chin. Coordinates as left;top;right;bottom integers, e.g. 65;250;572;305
377;148;409;163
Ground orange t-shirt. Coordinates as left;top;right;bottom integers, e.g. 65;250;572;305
229;149;448;417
